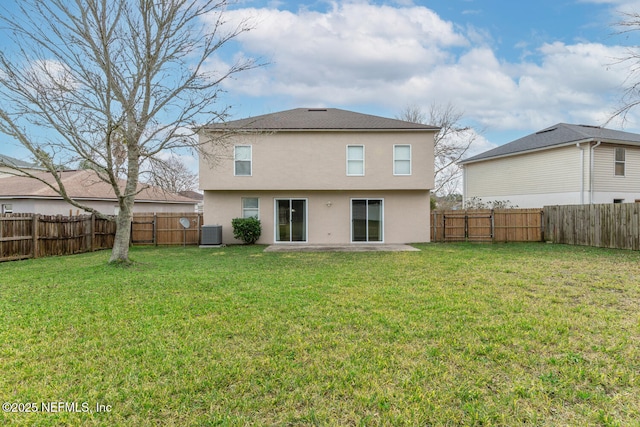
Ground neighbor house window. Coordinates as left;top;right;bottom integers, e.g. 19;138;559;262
2;204;13;214
394;144;411;175
234;145;252;176
347;145;364;176
615;147;625;176
242;198;259;218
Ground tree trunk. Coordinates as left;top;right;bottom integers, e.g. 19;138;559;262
109;149;139;264
109;200;133;264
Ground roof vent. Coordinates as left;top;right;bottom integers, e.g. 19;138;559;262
578;124;601;129
308;108;328;112
536;127;557;135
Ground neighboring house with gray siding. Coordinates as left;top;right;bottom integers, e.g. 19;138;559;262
459;123;640;208
198;108;439;245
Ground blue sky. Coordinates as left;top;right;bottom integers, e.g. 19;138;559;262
209;0;640;154
3;0;640;163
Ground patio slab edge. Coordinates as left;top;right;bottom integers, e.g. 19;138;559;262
263;244;420;252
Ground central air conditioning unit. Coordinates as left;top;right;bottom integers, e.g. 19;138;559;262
201;225;222;245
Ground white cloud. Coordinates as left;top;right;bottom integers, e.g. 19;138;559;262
212;3;467;99
580;0;640;13
207;2;640;135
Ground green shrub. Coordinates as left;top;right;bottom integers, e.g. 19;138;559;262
231;217;262;244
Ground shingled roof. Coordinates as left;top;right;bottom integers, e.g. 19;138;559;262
0;154;41;169
460;123;640;164
203;108;440;131
0;169;196;204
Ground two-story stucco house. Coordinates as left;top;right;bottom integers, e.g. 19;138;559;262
460;123;640;208
198;108;438;245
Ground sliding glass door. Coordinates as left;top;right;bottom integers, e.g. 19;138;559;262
352;199;383;242
276;199;307;242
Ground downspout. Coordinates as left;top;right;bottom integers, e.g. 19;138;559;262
589;141;601;204
576;143;585;205
462;165;467;208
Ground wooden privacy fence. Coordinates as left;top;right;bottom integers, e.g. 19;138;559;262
431;209;544;243
545;204;640;250
0;214;116;262
0;212;202;262
131;212;202;246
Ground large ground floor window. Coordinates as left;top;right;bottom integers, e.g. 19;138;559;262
351;199;383;242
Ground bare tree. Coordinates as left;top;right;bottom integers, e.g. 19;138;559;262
397;103;477;196
147;156;198;194
0;0;257;264
611;12;640;122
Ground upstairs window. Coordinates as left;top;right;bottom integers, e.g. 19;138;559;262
234;146;252;176
394;145;411;175
347;145;364;176
615;147;625;176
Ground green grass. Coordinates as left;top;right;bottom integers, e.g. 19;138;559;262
1;243;639;426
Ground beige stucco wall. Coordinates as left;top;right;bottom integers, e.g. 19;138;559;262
199;130;435;191
203;190;430;244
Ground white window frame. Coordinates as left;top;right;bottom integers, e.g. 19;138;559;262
346;145;365;176
234;145;252;176
242;197;260;219
2;203;13;214
614;147;625;177
394;144;411;176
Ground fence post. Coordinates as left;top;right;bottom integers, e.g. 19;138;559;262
443;214;447;241
490;209;495;242
153;213;157;246
196;213;201;245
32;214;39;259
464;213;469;241
90;214;96;252
432;211;437;242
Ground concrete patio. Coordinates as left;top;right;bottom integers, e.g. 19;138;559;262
263;244;420;252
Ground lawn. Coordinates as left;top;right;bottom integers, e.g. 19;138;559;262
0;243;639;426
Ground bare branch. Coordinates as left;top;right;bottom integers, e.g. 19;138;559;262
0;0;260;263
397;102;478;196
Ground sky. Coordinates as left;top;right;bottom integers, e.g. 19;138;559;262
3;0;640;165
206;0;640;156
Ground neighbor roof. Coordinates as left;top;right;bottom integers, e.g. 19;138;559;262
203;108;440;131
0;154;41;169
460;123;640;164
0;169;196;204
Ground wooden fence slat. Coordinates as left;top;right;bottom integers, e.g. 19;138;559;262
431;208;543;243
0;212;203;262
543;203;640;251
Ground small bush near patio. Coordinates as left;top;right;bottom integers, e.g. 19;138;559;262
231;216;261;244
1;243;639;426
